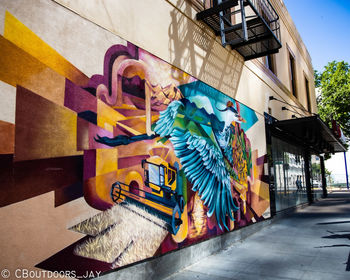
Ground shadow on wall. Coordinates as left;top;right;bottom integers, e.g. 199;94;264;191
168;0;244;98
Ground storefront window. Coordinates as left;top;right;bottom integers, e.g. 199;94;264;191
271;137;308;211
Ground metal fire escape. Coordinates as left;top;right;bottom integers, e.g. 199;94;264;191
196;0;282;60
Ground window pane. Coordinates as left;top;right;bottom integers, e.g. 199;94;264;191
289;52;297;97
311;155;323;200
272;137;308;211
149;164;160;185
305;77;311;112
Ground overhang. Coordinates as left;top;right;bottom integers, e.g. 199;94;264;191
271;115;346;154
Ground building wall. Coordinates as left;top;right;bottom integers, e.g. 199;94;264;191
49;0;316;118
0;0;315;278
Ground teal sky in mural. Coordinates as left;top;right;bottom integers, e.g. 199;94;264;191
238;103;259;132
178;81;258;132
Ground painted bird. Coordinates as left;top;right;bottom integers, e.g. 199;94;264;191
154;98;245;230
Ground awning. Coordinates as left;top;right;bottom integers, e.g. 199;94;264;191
271;115;346;154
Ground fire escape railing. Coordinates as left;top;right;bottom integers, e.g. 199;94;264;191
249;0;281;44
196;0;282;60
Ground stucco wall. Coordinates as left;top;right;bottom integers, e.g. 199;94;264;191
0;0;317;122
51;0;316;118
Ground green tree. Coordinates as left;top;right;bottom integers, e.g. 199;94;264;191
315;61;350;138
311;162;332;181
325;169;333;185
311;162;321;180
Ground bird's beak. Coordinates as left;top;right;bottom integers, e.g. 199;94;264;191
232;116;246;124
239;116;246;123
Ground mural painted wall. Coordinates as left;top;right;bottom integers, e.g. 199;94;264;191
0;10;270;278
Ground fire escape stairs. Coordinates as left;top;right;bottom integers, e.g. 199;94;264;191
196;0;282;60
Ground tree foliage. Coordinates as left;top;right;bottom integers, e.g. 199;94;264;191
315;61;350;138
311;162;332;181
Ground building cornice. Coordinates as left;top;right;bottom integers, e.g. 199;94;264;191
270;0;314;74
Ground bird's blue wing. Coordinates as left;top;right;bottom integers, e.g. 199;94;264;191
153;100;184;137
154;100;238;230
170;127;239;230
223;126;234;166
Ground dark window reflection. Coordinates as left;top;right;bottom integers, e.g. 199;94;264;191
271;137;308;211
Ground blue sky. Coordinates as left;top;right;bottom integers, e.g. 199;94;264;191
283;0;350;183
283;0;350;72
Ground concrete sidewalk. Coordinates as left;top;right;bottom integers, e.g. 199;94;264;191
165;191;350;280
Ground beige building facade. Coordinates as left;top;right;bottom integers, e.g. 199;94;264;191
52;0;316;120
